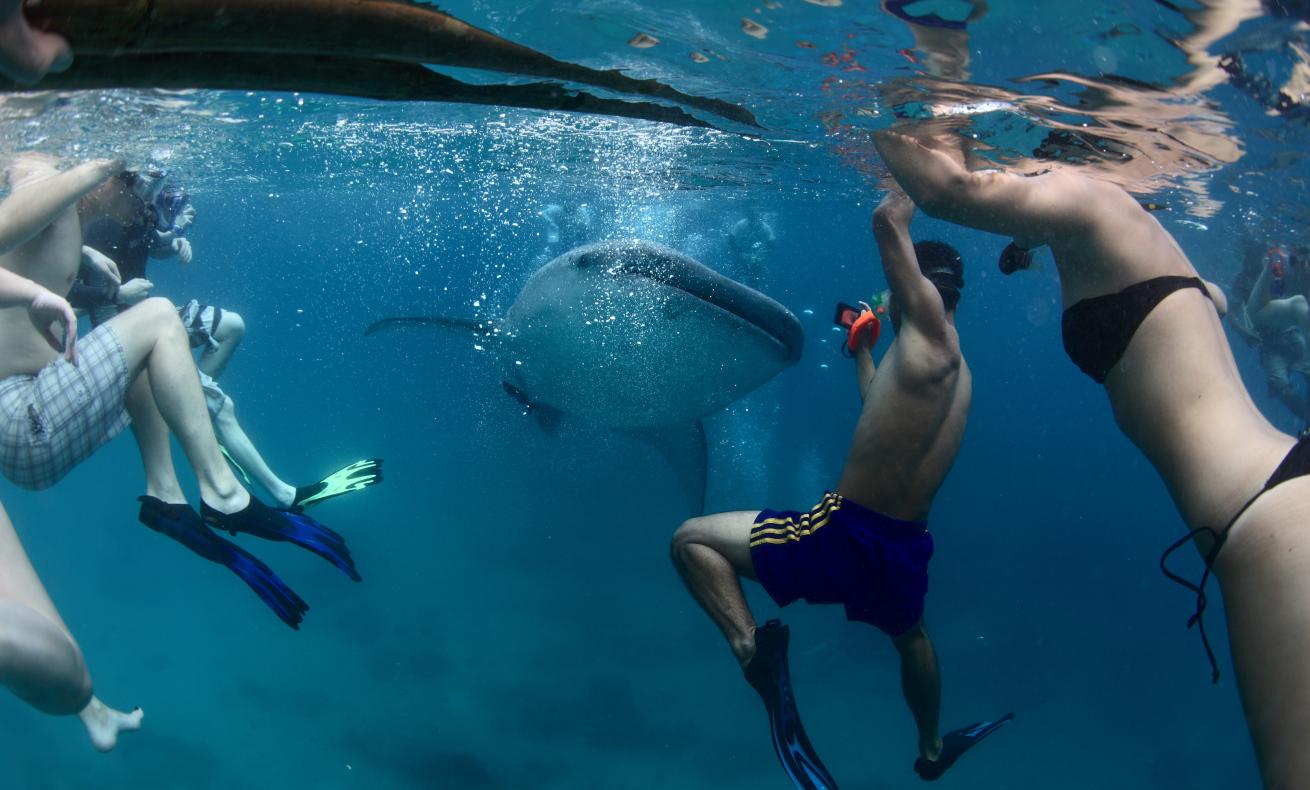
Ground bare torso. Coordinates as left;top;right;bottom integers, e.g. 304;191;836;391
836;321;971;522
1043;174;1290;532
0;204;82;380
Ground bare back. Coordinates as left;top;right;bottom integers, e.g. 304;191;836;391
837;320;970;522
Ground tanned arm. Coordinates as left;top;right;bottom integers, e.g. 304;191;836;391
0;154;120;256
873;189;949;341
873;131;1098;250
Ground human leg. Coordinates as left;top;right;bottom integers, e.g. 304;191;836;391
673;510;838;789
1215;480;1310;789
670;511;761;664
210;393;296;508
196;308;243;381
105;298;246;511
0;500;141;749
892;619;942;761
125;370;186;504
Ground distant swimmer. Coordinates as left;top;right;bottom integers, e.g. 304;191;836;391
670;190;1011;787
727;210;776;287
876;128;1310;788
1230;242;1310;427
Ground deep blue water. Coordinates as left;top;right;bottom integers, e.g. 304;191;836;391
3;1;1306;787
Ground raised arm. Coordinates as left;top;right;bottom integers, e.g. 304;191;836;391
873;131;1095;250
0;154;120;255
873;189;948;339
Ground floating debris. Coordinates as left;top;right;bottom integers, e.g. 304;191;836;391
690;51;710;63
628;32;659;48
742;18;768;39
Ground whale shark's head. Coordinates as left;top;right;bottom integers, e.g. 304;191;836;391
503;240;804;428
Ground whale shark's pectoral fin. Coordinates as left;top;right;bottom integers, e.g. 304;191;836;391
628;421;708;516
501;382;564;437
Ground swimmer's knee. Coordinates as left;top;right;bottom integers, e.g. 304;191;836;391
670;518;709;566
213;395;237;425
217;310;245;343
892;619;930;652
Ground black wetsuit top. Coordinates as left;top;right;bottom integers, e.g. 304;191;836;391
1061;276;1210;382
82;216;153;282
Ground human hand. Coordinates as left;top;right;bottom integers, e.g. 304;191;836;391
0;0;72;85
172;237;192;265
29;287;76;364
81;246;121;284
174;204;196;233
116;278;153;306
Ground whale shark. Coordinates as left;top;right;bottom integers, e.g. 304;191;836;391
16;0;756;129
366;240;804;512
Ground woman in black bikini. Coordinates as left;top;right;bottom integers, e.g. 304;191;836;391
875;129;1310;789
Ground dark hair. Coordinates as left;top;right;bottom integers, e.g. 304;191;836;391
889;240;965;333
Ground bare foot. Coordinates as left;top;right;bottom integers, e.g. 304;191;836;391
78;696;143;752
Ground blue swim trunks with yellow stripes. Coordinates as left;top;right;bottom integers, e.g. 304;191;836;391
749;492;934;637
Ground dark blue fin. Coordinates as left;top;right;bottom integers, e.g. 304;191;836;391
744;620;839;790
201;497;361;582
914;712;1014;781
138;496;309;629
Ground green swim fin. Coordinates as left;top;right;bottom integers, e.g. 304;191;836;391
291;459;383;512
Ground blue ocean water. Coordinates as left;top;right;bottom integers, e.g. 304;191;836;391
2;1;1305;787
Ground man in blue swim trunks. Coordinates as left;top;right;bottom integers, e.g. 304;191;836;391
671;190;1009;787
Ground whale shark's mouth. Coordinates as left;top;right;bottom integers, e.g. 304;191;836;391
573;242;804;364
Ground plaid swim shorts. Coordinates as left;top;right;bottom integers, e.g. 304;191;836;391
0;324;133;490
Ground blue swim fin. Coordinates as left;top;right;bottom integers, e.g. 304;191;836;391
201;496;362;582
137;496;309;629
743;620;839;790
914;713;1014;781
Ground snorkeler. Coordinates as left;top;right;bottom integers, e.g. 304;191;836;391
74;169;383;511
727;210;776;288
1228;242;1310;427
671;189;1011;787
0;153;360;628
875;128;1310;788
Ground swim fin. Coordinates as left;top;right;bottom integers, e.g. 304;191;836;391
913;713;1014;781
290;459;383;512
137;496;309;629
200;497;362;582
743;620;839;790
